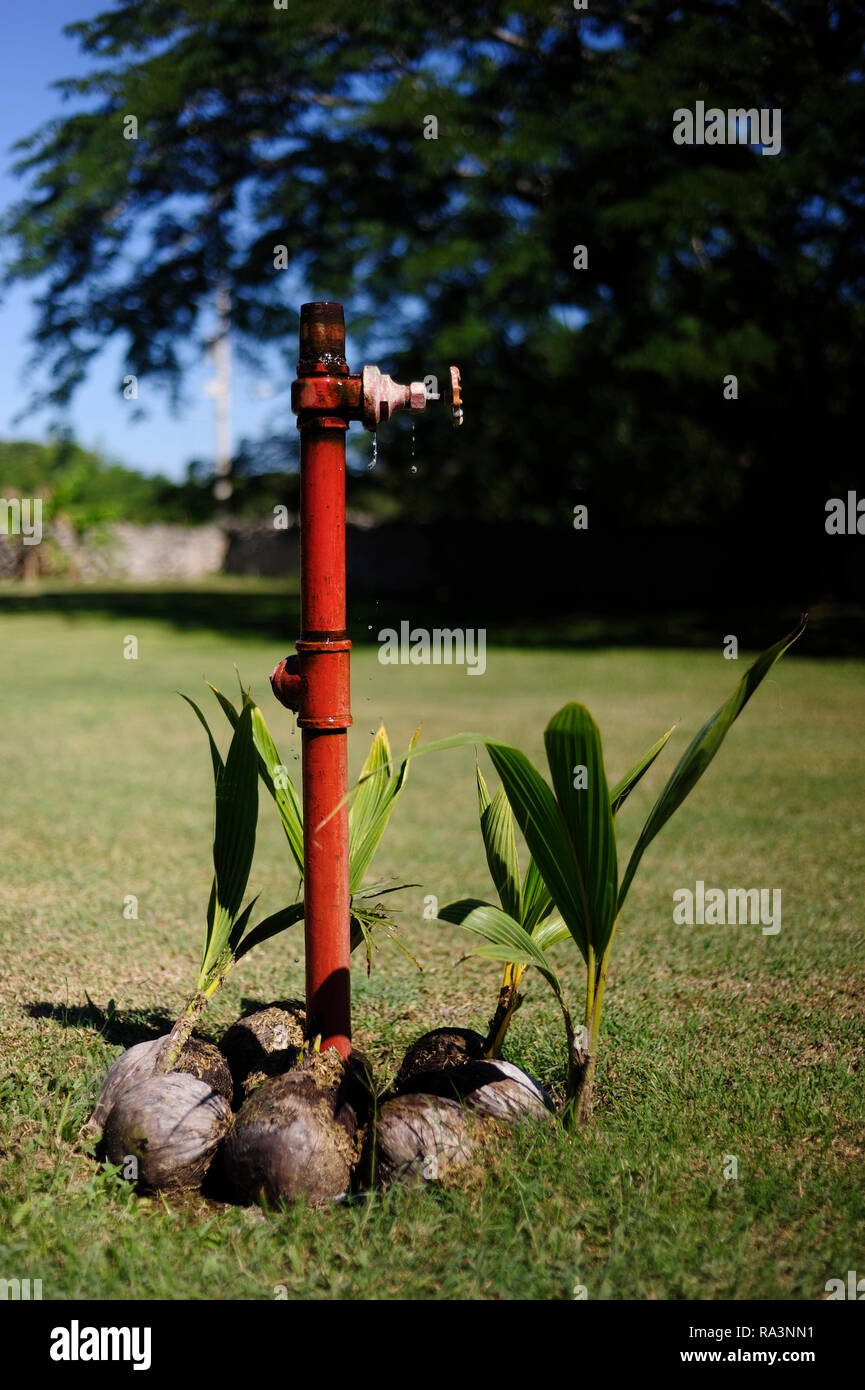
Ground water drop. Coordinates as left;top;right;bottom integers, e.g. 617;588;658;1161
410;421;418;474
368;431;378;470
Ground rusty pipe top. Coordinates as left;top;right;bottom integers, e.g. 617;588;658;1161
298;301;348;376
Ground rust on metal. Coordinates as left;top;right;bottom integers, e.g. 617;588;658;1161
297;300;348;376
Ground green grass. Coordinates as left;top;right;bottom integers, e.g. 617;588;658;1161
1;609;863;1300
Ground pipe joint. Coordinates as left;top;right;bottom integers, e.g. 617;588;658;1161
291;374;362;422
272;643;353;729
296;639;352;730
270;654;303;713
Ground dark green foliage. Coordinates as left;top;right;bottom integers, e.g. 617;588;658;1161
0;438;178;530
3;2;863;524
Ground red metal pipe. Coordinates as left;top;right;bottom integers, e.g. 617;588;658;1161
280;302;460;1060
294;303;353;1059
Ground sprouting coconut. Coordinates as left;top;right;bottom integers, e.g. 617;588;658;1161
83;1034;232;1139
219;1000;306;1102
371;1092;488;1186
104;1073;232;1193
368;1032;551;1189
394;1027;485;1090
223;1051;364;1207
397;1056;554;1124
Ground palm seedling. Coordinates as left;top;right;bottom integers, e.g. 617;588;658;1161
473;715;676;1058
158;691;302;1071
208;680;420;971
433;620;806;1127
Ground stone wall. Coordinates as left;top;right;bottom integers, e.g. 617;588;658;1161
0;521;228;583
111;523;228;582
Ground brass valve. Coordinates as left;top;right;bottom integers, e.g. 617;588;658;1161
360;363;463;430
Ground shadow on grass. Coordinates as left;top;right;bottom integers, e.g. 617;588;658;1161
23;993;298;1052
25;999;176;1049
0;584;300;639
1;583;852;652
24;994;303;1054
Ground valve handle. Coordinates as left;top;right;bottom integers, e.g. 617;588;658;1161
443;365;463;427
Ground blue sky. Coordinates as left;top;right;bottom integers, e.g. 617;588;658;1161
0;0;290;481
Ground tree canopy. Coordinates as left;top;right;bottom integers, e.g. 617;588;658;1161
4;0;864;525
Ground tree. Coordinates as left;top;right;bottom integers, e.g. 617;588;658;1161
3;0;864;527
0;437;180;528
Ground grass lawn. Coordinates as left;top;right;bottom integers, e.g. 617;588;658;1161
1;608;863;1301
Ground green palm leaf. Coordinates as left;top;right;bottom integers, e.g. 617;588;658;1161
179;694;223;782
610;723;678;815
521;856;553;932
485;741;593;961
544;703;618;959
476;764;522;921
437;898;564;996
234;901;304;962
532;913;570;952
348;724;418;893
250;705;304;878
618;617;807;911
202;699;258;976
209;684;304;878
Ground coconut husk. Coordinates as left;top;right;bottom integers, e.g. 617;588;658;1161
397;1057;554;1124
83;1034;231;1138
165;1035;233;1101
393;1027;486;1091
223;1057;361;1207
104;1073;232;1193
219;1000;306;1102
371;1092;486;1186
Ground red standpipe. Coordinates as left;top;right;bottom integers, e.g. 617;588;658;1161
272;301;462;1060
291;302;353;1059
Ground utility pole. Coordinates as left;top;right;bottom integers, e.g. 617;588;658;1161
204;283;233;500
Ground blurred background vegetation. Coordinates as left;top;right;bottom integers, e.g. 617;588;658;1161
1;0;863;642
